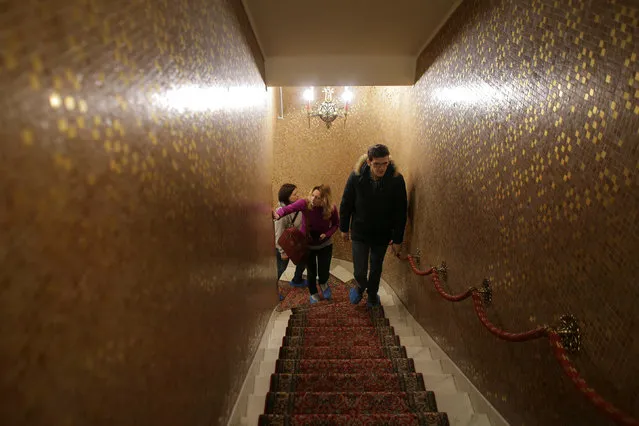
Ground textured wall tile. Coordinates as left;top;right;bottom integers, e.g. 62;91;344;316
385;0;639;424
0;0;274;425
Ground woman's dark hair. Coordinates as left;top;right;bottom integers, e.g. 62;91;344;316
278;183;297;205
367;144;390;160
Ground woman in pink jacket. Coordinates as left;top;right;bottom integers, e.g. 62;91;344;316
274;185;339;304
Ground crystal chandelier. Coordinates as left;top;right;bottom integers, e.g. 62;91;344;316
303;87;353;129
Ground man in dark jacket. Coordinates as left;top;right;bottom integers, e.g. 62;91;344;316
339;144;408;307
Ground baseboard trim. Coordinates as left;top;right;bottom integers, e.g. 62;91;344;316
227;305;282;426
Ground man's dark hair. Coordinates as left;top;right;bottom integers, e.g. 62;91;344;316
278;183;297;205
367;144;390;160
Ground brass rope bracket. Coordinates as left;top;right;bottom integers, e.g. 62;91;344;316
477;278;492;305
432;260;447;281
411;248;422;266
554;314;581;353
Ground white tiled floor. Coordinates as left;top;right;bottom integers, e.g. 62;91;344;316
329;264;355;283
279;267;297;282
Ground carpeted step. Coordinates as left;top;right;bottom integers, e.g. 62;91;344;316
269;373;426;392
263;391;440;415
291;305;385;319
290;302;382;311
279;345;407;360
282;326;399;347
285;326;395;337
287;317;390;328
281;334;400;347
291;301;372;312
258;413;450;425
289;311;382;321
275;358;416;374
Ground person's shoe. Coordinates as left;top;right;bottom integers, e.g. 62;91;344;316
290;279;308;288
367;294;381;308
310;293;320;304
349;287;364;304
319;282;332;300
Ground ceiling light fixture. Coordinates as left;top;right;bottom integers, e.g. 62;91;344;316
303;87;353;129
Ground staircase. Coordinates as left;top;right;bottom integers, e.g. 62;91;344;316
259;300;449;425
232;261;504;426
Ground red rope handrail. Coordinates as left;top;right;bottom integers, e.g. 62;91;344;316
396;251;638;426
471;291;548;342
407;256;434;275
549;332;639;426
432;273;474;302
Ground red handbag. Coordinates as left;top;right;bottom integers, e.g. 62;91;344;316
277;212;309;265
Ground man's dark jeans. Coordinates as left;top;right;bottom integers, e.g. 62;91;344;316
352;240;388;303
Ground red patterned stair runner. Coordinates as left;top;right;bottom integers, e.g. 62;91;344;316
259;301;450;425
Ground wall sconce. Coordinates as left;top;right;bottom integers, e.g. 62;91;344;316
303;87;353;129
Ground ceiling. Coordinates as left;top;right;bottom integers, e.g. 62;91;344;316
241;0;462;86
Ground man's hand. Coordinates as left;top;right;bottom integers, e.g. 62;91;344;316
272;210;280;220
341;231;350;241
320;233;326;240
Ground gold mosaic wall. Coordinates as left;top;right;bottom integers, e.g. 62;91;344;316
384;0;639;424
271;86;415;259
0;0;275;424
